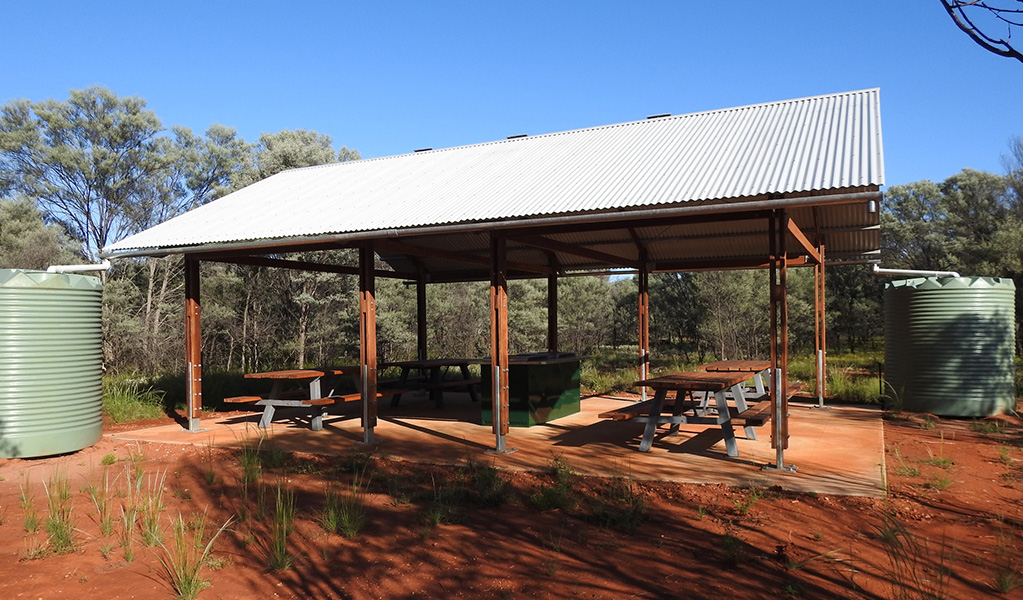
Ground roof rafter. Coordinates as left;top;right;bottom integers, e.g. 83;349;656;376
513;235;641;269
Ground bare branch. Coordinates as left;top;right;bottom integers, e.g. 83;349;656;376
941;0;1023;63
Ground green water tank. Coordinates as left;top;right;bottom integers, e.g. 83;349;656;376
884;277;1016;417
0;269;103;458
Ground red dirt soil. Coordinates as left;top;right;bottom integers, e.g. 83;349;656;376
1;410;1022;599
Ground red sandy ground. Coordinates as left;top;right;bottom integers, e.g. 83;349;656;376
1;410;1022;600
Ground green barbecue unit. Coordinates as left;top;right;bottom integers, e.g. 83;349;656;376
481;353;582;427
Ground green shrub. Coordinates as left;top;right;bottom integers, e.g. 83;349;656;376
103;376;166;423
530;454;577;511
590;471;646;533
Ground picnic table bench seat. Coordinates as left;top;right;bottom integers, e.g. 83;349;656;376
599;397;693;421
426;377;482;389
743;381;806;404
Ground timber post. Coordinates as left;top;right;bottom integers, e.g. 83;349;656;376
359;243;378;445
184;257;203;433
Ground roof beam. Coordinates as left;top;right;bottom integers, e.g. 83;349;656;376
509;209;775;238
787;219;821;264
513;235;641;269
653;255;812;272
198;254;416;279
375;239;554;276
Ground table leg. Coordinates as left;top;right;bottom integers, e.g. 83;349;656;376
668;390;688;436
309;377;324;430
429;366;444;408
257;381;285;428
730;383;757;441
460;364;480;402
757;368;770;394
639;388;668;452
259;404;276;429
311;406;327;431
391;367;411;406
714;390;739;457
695;390;711;416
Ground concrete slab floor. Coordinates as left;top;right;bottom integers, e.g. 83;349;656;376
108;393;886;497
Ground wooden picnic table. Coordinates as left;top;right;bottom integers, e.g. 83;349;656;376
699;359;771;397
226;367;360;431
381;358;486;408
601;371;760;456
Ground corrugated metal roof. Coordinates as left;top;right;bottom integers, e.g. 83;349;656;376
104;88;884;255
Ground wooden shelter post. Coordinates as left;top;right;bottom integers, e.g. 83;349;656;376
184;257;203;432
814;243;828;408
416;275;428;361
547;272;558;353
638;257;650;401
359;243;378;444
488;232;513;453
766;210;795;472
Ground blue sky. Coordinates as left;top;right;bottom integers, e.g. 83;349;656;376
2;1;1021;186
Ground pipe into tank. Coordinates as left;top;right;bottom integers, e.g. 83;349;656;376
46;259;112;274
872;265;959;278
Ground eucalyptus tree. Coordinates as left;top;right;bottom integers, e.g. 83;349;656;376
694;270;769;360
0;198;78;269
649;272;705;360
880;180;953;272
0;87;165;261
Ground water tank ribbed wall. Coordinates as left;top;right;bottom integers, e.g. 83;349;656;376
884;277;1016;417
0;269;103;458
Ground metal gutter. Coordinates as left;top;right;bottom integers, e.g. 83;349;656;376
102;190;881;260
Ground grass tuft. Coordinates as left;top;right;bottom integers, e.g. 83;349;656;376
43;470;75;554
267;481;295;571
875;511;954;600
87;469;114;537
154;511;232;600
20;476;39;533
139;470;168;546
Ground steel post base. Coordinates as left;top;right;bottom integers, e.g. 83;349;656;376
485;447;518;455
762;463;798;473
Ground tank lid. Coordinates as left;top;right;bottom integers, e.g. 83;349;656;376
885;276;1015;291
0;269;103;291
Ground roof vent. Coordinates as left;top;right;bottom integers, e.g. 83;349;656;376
506;134;527;139
414;148;432;153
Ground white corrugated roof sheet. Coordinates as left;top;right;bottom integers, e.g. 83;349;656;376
104;88;884;255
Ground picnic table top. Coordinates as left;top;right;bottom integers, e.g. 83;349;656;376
635;370;753;392
479;352;585;366
699;360;771;373
244;366;357;380
380;358;488;368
